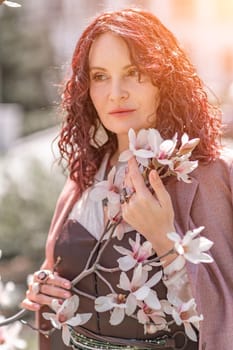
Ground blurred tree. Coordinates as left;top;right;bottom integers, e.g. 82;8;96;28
0;4;60;135
0;159;65;264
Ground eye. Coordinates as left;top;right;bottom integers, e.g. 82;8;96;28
90;72;108;82
126;67;140;78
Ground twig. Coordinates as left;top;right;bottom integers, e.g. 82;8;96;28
0;309;29;327
95;270;116;293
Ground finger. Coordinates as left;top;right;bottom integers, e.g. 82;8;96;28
26;288;63;308
149;170;171;206
40;284;71;299
128;157;146;193
21;298;41;312
36;273;71;290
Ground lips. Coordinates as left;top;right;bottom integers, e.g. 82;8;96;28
108;108;136;115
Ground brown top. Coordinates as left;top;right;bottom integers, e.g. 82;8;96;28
53;218;198;349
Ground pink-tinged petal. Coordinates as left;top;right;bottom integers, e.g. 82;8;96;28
95;296;114;312
118;272;131;291
119;150;133;162
159;140;175;156
145;290;161;310
133;285;150;300
110;307;125;325
126;293;137;316
183;323;197;342
146;270;162;288
62;324;71;346
137;309;148;324
129;232;141;252
117;255;136;271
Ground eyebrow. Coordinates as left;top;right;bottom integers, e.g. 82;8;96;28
89;64;135;71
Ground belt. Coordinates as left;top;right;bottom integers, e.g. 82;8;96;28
70;329;188;350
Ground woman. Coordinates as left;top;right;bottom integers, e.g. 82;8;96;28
22;8;233;350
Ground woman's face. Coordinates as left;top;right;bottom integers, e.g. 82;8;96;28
88;32;160;138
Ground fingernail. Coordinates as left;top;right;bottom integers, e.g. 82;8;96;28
64;292;71;298
64;282;71;289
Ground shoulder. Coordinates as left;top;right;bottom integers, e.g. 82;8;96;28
192;148;233;184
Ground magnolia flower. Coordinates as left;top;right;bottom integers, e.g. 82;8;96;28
177;133;200;157
43;295;92;346
163;298;203;341
114;233;154;271
169;157;198;183
118;264;162;311
0;318;26;350
95;293;129;325
137;301;167;334
157;134;178;165
119;128;163;167
90;166;125;222
167;226;213;264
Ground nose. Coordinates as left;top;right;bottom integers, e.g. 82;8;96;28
108;78;129;102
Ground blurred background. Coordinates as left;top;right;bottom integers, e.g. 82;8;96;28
0;0;233;348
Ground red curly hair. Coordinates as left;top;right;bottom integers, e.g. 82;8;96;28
59;8;221;193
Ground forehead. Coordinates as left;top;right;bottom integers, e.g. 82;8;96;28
88;32;132;67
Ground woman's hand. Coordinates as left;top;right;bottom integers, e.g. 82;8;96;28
21;269;72;311
122;157;176;262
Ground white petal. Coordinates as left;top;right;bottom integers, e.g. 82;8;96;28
133;285;150;300
117;256;136;271
145;290;161;310
131;264;148;288
114;245;132;256
146;270;162;288
119;150;133;162
110;307;125;325
118;272;131;291
184;322;197;342
198;237;214;251
125;293;137;316
137;309;148;324
90;184;108;201
167;232;181;243
68;313;92;326
62;324;71;346
95;296;114;312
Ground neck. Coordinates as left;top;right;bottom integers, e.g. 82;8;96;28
110;133;129;166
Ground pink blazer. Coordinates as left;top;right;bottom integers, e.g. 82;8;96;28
39;150;233;350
